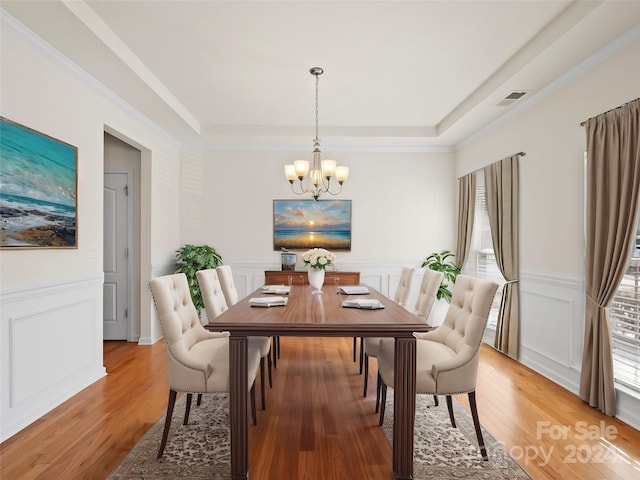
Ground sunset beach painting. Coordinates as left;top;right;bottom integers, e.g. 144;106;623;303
0;118;78;248
273;200;351;251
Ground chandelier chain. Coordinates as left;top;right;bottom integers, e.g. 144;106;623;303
315;73;319;142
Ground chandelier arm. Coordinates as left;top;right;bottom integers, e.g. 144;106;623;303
289;180;307;196
325;181;343;196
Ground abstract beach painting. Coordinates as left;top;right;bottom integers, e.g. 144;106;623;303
1;118;78;248
273;199;351;251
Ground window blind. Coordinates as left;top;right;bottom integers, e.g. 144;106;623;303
469;184;503;328
608;241;640;392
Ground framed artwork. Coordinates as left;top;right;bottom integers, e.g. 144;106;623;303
273;199;351;251
0;117;78;248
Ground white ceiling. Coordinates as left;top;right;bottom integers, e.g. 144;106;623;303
2;1;640;148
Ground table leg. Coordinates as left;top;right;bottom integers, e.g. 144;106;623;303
393;335;416;480
229;334;249;480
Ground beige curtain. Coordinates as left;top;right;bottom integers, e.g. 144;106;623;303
455;173;476;269
484;155;520;359
580;99;640;416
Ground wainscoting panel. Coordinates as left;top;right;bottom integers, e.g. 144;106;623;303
519;270;584;393
1;274;106;441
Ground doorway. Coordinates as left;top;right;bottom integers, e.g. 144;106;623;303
103;133;141;341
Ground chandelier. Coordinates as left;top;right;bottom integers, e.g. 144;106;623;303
284;67;348;201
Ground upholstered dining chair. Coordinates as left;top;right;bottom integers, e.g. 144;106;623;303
218;264;280;362
217;265;280;364
149;273;261;458
413;269;445;323
356;266;415;373
216;265;239;307
394;266;415;307
197;268;273;410
376;274;498;461
362;268;442;409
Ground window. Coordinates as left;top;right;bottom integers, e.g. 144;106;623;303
464;174;504;329
608;218;640;392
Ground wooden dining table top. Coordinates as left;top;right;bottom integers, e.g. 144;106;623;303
206;283;431;337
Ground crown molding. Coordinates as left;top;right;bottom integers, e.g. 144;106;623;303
456;24;640;151
1;8;181;149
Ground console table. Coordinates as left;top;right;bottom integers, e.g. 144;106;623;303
264;270;360;285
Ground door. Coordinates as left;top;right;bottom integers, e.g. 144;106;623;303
104;172;129;340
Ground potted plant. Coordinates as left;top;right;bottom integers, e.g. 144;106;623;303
421;250;461;302
175;244;223;314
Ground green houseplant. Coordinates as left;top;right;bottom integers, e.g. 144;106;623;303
421;250;461;302
175;244;223;314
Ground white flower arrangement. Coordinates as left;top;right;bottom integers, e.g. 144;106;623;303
301;248;336;270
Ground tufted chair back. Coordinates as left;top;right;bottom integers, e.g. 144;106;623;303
414;274;498;393
149;273;230;393
216;265;239;306
413;269;444;321
197;269;229;319
394;267;415;308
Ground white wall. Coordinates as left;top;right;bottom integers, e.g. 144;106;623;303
456;35;640;429
179;149;457;266
0;16;181;440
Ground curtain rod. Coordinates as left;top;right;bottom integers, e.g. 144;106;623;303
465;152;526;176
580;98;639;126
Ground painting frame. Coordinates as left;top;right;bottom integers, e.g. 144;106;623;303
0;117;78;249
273;199;352;251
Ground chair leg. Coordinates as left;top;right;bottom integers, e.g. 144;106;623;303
267;351;273;388
468;391;488;460
277;336;281;358
363;353;369;397
184;393;193;425
250;383;257;426
433;394;439;407
358;337;364;374
157;389;177;458
353;337;357;362
375;372;382;413
260;357;266;411
378;382;387;426
196;393;202;406
446;395;456;428
272;336;277;369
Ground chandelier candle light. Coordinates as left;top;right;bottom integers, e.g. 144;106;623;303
284;67;349;201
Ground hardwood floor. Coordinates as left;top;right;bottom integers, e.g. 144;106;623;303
1;338;640;479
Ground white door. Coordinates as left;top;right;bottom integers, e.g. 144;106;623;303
103;172;129;340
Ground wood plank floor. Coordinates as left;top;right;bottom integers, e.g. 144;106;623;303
1;338;640;479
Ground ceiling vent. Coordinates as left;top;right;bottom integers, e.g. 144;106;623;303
495;91;528;107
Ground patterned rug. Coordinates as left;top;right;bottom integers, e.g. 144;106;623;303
107;392;531;479
380;390;531;479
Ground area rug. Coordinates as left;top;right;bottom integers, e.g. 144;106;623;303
380;390;532;479
107;392;531;479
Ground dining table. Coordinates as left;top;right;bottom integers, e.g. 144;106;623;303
206;282;431;480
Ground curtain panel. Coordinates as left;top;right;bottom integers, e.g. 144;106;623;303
580;99;640;416
455;174;476;269
484;155;520;359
